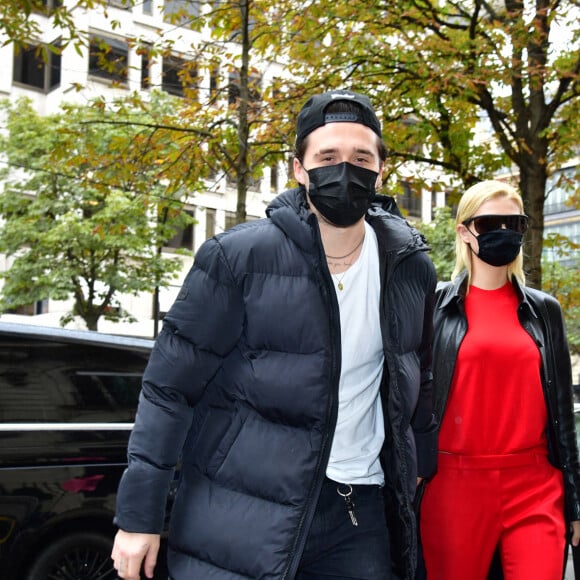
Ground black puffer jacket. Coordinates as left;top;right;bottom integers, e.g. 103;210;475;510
115;188;438;580
433;272;580;521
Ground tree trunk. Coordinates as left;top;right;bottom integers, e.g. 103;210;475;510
519;162;547;290
236;0;250;226
84;311;100;331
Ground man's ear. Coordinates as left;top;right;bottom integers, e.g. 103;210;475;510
293;158;307;186
292;157;306;185
375;163;384;189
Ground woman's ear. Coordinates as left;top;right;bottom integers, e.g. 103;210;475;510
457;223;472;244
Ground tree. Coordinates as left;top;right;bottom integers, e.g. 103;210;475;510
285;0;580;289
5;0;578;312
542;233;580;355
1;0;107;51
416;206;457;282
188;0;291;224
0;97;191;330
94;0;300;226
0;0;306;331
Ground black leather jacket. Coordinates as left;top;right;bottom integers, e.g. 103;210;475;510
432;271;580;521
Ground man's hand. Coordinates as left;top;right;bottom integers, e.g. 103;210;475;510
111;530;160;580
571;520;580;547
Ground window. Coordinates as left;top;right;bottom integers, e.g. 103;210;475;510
143;0;153;14
164;0;200;24
545;166;577;216
225;211;237;231
205;208;216;239
5;300;49;316
209;66;219;104
39;0;62;13
226;170;261;191
139;43;153;89
228;71;261;105
162;55;198;97
88;35;128;84
165;209;195;250
107;0;132;10
71;372;142;421
0;335;150;423
13;43;61;92
270;164;279;192
398;180;421;219
544;222;580;261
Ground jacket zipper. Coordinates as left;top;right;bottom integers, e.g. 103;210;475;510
282;217;341;580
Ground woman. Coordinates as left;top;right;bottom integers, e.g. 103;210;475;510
420;180;580;579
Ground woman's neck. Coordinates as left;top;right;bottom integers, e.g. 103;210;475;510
470;262;510;290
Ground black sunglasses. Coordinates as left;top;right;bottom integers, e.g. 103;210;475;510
463;214;529;235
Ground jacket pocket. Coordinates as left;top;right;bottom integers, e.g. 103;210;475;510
200;403;248;479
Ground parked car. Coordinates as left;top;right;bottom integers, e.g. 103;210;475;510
0;321;169;580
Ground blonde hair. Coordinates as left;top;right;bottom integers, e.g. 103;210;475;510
451;180;526;285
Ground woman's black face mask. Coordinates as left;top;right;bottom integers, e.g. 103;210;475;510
305;162;378;227
473;229;523;267
463;213;527;267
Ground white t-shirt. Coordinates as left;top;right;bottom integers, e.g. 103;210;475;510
326;221;385;485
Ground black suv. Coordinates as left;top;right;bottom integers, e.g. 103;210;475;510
0;321;167;580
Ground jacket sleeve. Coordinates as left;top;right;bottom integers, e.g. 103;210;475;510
114;238;244;533
410;253;439;479
543;295;580;521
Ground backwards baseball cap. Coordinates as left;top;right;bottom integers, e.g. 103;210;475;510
295;90;382;144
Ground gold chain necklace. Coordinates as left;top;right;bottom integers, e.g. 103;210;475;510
327;234;365;291
325;235;365;260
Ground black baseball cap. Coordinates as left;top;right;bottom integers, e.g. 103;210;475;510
295;90;382;144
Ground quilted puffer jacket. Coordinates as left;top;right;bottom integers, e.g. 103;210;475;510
433;272;580;522
115;187;438;580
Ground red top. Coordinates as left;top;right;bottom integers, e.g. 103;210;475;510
439;282;547;454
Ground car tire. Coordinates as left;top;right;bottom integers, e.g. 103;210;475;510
25;531;117;580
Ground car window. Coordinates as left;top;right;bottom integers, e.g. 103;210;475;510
71;371;142;422
0;336;148;423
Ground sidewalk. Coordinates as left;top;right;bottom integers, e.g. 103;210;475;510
565;549;575;580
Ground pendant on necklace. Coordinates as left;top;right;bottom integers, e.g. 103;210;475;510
332;271;346;291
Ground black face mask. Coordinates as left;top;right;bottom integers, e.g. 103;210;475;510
475;228;523;267
306;162;378;227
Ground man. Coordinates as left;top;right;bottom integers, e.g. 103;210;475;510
112;90;437;580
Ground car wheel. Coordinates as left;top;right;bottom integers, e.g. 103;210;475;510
25;532;117;580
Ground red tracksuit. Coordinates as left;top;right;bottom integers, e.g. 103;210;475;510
420;283;566;580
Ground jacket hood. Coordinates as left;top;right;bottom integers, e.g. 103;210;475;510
266;188;429;257
368;194;430;256
266;186;308;218
370;192;404;218
266;187;318;255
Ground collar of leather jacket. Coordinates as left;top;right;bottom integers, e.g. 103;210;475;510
437;270;539;320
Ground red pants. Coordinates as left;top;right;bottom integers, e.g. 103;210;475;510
420;451;566;580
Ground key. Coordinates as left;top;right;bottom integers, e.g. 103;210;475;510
337;484;359;526
344;494;358;526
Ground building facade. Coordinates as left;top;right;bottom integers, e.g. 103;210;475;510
0;1;577;341
0;0;286;337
